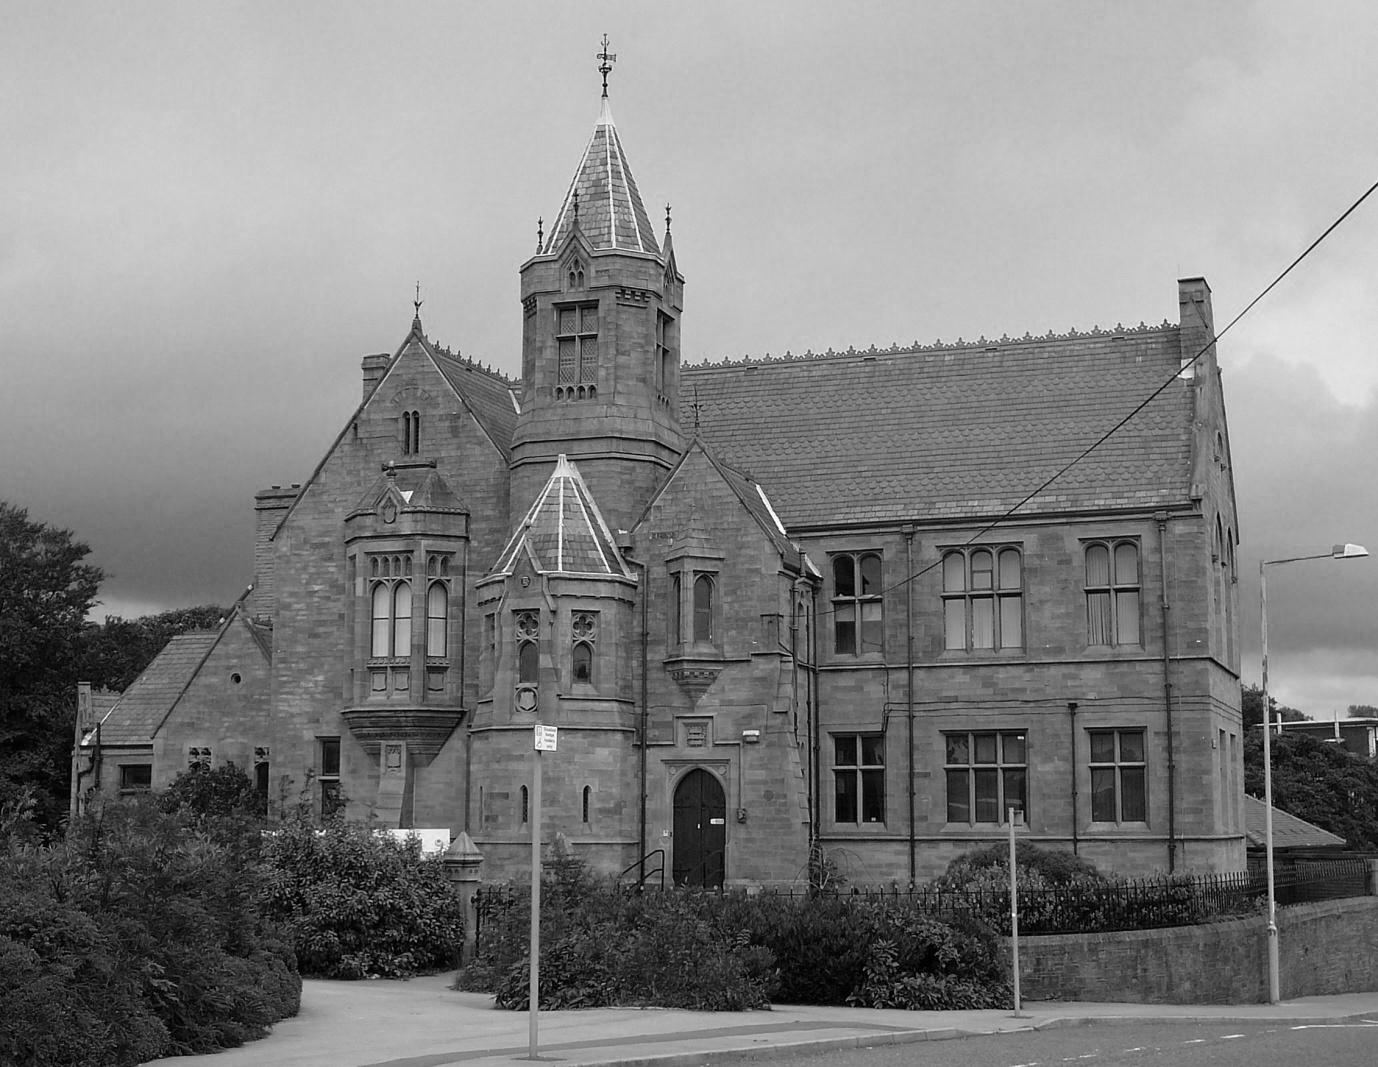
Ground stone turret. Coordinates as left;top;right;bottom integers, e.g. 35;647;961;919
510;89;684;532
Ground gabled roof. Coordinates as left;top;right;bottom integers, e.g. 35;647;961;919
640;438;803;573
681;325;1195;528
543;96;660;257
1243;795;1346;850
491;455;631;578
349;464;469;519
90;631;219;745
272;319;518;541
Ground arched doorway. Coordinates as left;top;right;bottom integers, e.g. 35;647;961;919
672;768;726;888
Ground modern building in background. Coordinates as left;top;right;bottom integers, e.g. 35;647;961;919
74;73;1245;884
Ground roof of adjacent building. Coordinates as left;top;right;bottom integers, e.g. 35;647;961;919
542;96;660;257
680;325;1195;528
1243;795;1347;850
90;631;220;745
491;455;631;578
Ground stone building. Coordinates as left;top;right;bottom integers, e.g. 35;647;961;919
75;76;1244;884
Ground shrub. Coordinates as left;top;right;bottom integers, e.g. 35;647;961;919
260;821;465;978
934;841;1104;890
0;797;300;1066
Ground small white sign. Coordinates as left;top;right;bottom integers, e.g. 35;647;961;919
534;724;558;751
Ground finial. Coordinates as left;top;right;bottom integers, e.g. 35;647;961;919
665;202;672;232
573;190;580;225
690;385;704;433
596;34;616;98
536;216;544;252
413;281;423;317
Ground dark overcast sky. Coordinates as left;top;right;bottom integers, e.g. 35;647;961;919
3;1;1377;716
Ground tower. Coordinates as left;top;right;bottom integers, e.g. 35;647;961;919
510;48;684;532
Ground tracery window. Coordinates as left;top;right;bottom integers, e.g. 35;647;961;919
1085;541;1140;646
832;553;883;655
572;612;596;684
369;555;413;658
942;547;1023;651
426;582;448;658
517;611;540;684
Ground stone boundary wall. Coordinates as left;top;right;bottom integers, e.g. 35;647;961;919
1019;897;1378;1004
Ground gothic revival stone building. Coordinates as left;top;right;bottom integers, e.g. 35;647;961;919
76;81;1245;884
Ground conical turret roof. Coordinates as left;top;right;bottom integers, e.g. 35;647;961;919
491;455;632;577
543;96;660;257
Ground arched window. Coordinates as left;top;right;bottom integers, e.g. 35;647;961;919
571;612;596;684
519;640;539;683
832;552;883;654
402;410;421;454
391;582;411;657
670;573;682;646
582;785;591;824
371;583;390;657
942;547;1023;651
693;575;714;643
1085;541;1140;646
426;582;447;657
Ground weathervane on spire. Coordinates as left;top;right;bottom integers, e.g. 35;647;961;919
690;385;705;433
414;282;423;317
596;34;616;97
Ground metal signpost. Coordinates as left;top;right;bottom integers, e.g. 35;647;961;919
528;723;557;1059
1008;806;1028;1018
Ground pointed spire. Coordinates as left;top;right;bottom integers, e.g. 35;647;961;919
540;39;658;258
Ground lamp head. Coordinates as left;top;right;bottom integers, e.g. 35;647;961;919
1331;543;1369;559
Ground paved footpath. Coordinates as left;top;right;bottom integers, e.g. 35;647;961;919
144;974;1378;1067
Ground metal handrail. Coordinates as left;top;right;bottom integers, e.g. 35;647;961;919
619;848;666;890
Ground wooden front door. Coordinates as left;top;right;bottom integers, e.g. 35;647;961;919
672;768;726;888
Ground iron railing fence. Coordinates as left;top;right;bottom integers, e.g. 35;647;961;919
472;856;1373;949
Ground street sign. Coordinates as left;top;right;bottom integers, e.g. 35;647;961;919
534;724;558;751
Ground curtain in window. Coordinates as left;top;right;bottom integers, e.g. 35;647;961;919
693;575;713;642
371;584;389;657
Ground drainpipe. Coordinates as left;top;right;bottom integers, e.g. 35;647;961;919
1068;701;1079;856
637;558;649;884
1156;513;1177;872
804;581;815;882
904;526;917;888
460;541;471;833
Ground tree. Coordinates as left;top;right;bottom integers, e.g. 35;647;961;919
1244;729;1378;851
1347;704;1378;718
0;504;104;833
78;605;228;693
1240;684;1306;729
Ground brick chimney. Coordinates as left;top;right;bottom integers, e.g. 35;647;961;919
251;485;299;620
362;353;391;401
1177;277;1214;378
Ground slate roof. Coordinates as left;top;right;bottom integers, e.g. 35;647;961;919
91;632;219;745
680;326;1195;529
349;464;469;518
429;342;520;460
543;96;660;257
1243;795;1346;850
491;455;631;577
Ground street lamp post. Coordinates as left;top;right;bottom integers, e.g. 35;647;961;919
1258;542;1368;1004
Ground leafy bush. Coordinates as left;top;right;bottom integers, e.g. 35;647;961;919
259;821;465;978
464;850;1008;1011
0;797;299;1067
158;761;267;825
935;841;1104;890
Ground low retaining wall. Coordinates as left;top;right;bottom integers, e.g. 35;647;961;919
1019;897;1378;1004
